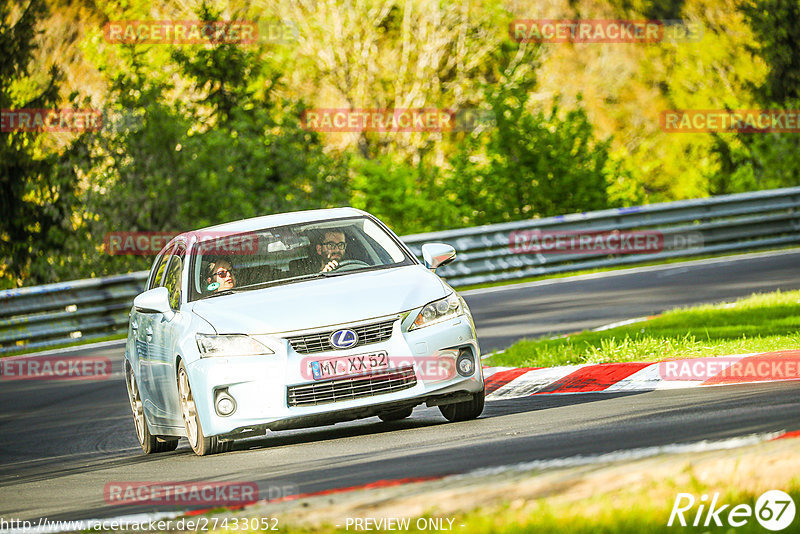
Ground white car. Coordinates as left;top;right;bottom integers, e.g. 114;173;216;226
124;208;484;455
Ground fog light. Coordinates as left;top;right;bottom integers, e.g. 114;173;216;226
215;390;236;416
457;349;475;377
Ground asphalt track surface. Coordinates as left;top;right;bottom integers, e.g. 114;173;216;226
1;250;798;523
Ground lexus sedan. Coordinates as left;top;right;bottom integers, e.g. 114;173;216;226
124;208;484;455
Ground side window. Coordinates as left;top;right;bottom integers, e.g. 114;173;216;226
148;244;174;290
163;245;185;310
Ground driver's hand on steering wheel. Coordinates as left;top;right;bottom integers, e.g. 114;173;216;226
321;260;338;273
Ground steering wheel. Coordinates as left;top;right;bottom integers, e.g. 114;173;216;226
330;259;369;271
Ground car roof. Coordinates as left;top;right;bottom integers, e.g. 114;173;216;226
180;207;370;237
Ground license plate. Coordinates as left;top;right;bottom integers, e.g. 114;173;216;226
310;350;389;380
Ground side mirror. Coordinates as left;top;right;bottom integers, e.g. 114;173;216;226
133;287;173;316
421;243;456;271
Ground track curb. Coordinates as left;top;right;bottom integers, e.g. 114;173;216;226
483;349;800;400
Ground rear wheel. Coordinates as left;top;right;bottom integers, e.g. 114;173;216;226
439;389;485;422
126;366;179;454
378;407;413;422
177;361;232;456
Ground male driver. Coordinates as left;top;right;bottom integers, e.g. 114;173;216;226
315;230;347;272
206;258;237;292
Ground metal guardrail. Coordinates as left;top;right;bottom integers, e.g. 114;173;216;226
0;272;148;354
403;186;800;286
2;187;799;354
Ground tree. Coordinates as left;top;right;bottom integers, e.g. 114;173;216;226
349;155;458;235
276;0;536;160
740;0;800;105
709;0;800;194
75;4;350;279
443;84;613;224
0;0;80;288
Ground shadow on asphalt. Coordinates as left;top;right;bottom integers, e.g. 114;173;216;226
225;391;648;453
482;391;646;417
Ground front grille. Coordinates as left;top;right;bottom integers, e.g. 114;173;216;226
287;366;417;407
287;319;395;354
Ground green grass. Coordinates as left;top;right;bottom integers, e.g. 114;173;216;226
486;289;800;368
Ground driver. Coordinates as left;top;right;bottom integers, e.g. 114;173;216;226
315;230;348;272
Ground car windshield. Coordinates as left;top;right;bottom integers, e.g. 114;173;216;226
188;216;413;301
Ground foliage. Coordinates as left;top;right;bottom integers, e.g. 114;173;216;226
707;0;800;195
275;0;531;160
349;155;455;236
348;80;617;234
740;0;800;105
441;85;613;225
3;0;800;286
69;5;350;279
0;0;83;287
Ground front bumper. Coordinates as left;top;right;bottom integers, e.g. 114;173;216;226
186;314;483;438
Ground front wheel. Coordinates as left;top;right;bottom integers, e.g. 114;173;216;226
177;361;232;456
439;389;485;422
126;366;179;454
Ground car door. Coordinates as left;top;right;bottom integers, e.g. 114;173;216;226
135;245;172;408
147;242;188;428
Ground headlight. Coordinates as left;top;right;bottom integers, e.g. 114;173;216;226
410;293;464;330
195;334;274;357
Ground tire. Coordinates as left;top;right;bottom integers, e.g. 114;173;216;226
177;361;232;456
439;389;485;422
126;366;179;454
378;407;413;422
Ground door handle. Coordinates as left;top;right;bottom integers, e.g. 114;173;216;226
145;326;153;342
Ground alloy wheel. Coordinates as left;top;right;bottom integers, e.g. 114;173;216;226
178;367;199;448
127;372;146;444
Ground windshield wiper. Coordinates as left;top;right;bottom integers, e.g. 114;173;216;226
284;272;329;282
323;265;380;277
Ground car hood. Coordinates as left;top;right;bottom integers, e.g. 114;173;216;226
190;265;449;334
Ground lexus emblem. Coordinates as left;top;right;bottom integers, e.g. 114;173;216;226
329;329;359;349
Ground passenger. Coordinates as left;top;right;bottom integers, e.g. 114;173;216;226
205;258;236;292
